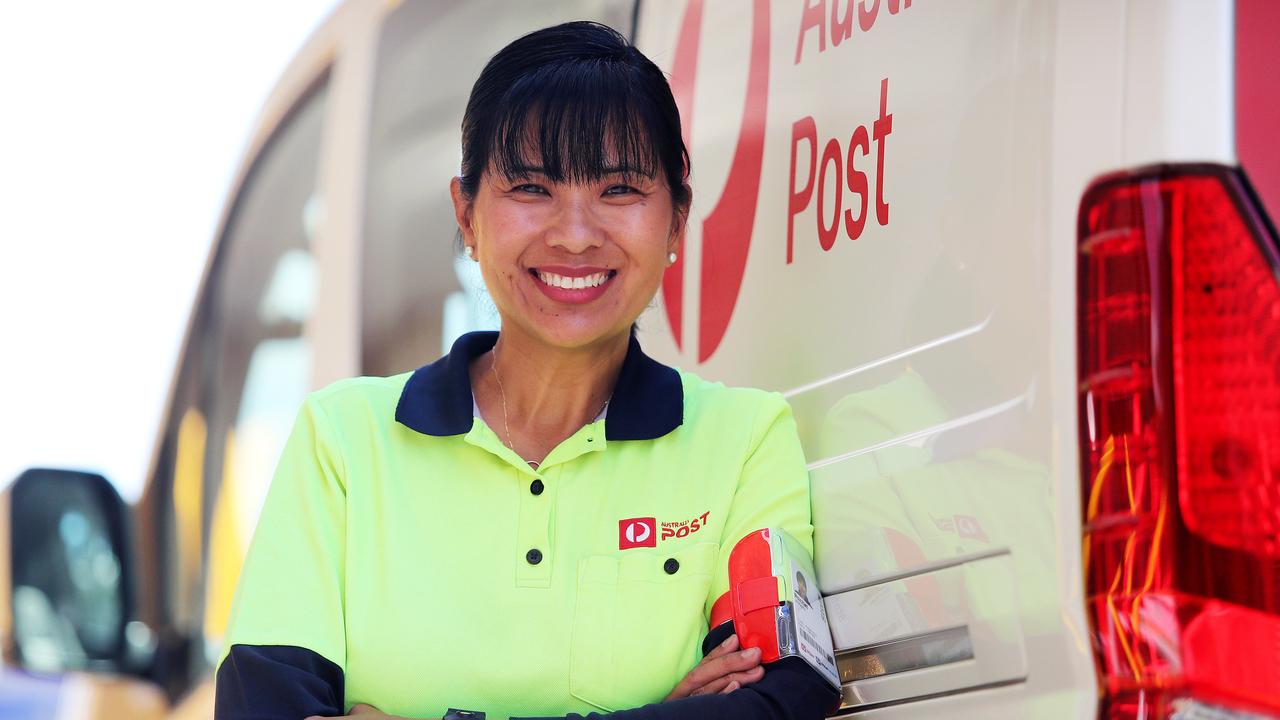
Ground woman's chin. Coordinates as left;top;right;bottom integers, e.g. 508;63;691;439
518;315;635;351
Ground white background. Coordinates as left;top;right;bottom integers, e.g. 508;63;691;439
0;1;339;501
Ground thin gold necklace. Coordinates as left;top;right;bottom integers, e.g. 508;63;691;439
489;344;610;469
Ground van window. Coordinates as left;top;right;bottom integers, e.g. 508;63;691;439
151;77;330;678
359;0;636;377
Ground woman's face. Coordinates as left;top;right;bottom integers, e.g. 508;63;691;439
451;158;686;351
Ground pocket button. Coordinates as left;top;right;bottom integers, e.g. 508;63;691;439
663;558;680;575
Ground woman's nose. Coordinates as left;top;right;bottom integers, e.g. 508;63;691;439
545;197;605;253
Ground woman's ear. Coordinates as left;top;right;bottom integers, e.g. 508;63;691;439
450;177;476;250
668;202;690;259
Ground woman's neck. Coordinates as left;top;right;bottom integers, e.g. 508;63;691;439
470;326;629;463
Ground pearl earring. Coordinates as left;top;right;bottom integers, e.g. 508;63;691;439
464;246;475;260
668;252;678;264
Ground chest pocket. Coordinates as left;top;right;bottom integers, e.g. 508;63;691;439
569;541;718;712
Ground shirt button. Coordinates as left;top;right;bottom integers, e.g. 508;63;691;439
530;479;544;496
526;548;543;565
664;558;680;575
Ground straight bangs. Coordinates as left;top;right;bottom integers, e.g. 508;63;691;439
484;62;668;188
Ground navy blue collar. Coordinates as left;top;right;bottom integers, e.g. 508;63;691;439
395;331;684;441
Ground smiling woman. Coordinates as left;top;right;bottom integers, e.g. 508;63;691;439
213;19;837;720
450;19;690;358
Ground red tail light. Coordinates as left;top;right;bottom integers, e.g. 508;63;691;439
1078;165;1280;719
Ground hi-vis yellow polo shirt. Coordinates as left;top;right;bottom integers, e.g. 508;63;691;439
214;331;837;720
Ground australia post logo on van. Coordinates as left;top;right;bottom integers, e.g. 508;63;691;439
662;0;904;363
619;512;712;550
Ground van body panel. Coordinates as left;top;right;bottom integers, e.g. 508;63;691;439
636;0;1098;714
1121;0;1235;168
308;0;383;389
824;552;1028;709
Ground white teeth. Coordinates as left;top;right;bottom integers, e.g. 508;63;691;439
536;271;611;290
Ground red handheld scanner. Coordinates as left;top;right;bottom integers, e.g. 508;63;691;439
710;528;789;664
708;528;842;698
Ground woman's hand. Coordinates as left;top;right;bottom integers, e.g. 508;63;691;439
305;702;440;720
665;634;765;700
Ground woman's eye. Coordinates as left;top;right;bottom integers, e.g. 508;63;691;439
605;185;638;196
513;183;547;195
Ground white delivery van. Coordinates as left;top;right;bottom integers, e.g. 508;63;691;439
4;1;1277;718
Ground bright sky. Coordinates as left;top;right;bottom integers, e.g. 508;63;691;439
0;1;339;501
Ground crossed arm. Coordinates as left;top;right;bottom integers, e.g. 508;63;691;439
215;622;838;720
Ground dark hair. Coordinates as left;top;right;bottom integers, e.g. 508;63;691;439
458;21;691;212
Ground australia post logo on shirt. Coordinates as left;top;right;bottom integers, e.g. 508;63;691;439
619;512;711;550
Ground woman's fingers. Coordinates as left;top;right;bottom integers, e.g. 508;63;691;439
688;675;734;696
664;634;763;701
693;647;761;686
726;665;767;687
716;646;762;674
705;633;739;660
687;662;766;697
666;643;764;700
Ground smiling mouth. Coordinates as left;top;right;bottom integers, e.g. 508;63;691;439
530;268;618;290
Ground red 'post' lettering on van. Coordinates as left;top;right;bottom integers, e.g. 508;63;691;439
873;77;892;226
786;78;892;262
788;117;818;264
817;138;843;251
843;125;870;240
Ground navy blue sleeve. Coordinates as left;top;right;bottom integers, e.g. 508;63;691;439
214;644;345;720
513;622;842;720
512;657;840;720
212;628;841;720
